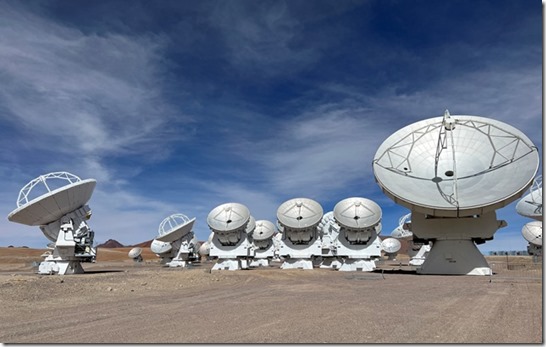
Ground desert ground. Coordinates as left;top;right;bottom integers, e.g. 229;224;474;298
0;247;542;344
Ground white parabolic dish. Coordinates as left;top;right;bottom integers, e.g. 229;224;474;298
522;221;542;246
333;197;381;229
381;238;402;253
252;220;276;241
277;198;323;229
207;202;250;232
128;247;143;259
8;178;96;226
373;114;539;217
156;214;196;243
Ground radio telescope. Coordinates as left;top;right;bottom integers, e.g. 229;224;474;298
128;247;143;263
390;213;431;266
317;212;343;269
390;213;412;239
319;197;383;271
516;175;542;220
248;220;277;267
150;213;197;268
521;221;542;257
7;172;97;275
277;198;324;269
207;202;252;270
373;111;539;275
381;238;401;260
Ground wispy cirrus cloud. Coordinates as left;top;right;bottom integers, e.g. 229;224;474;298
0;2;192;183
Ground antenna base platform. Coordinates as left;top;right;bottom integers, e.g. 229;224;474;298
38;258;85;275
416;239;491;275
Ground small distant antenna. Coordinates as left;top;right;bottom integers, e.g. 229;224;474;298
128;247;143;263
381;238;401;260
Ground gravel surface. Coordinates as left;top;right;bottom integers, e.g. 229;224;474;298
0;250;542;343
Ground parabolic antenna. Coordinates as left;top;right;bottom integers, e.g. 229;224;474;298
390;213;413;239
7;171;98;275
8;172;96;226
128;247;142;259
373;111;539;217
207;203;250;232
516;175;542;220
277;198;323;230
252;220;276;241
199;241;211;256
381;238;402;253
156;214;196;243
150;239;173;254
333;197;381;230
522;221;542;246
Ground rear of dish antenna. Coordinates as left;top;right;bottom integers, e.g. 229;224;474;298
516;175;542;220
7;172;98;275
373;111;539;275
128;247;143;263
522;221;542;257
151;213;197;268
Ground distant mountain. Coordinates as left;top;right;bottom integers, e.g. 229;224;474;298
96;239;125;248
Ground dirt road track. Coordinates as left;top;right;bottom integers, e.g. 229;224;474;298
0;262;542;343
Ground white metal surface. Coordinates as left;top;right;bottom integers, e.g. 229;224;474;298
522;221;542;246
277;198;323;270
381;238;401;253
128;247;143;259
252;220;276;241
373;112;539;217
333;197;381;230
207;202;250;232
207;202;252;271
156;214;196;242
7;171;97;275
390;213;413;239
8;174;96;226
277;198;323;231
150;239;173;254
516;175;542;220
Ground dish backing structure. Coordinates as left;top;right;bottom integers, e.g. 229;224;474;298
373;111;539;275
7;172;97;275
390;213;431;266
150;213;198;268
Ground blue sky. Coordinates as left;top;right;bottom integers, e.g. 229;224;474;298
0;0;542;253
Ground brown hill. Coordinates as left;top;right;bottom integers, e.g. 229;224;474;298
96;239;124;248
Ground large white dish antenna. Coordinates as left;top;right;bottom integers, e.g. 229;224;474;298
252;220;277;241
373;112;539;217
207;203;250;232
333;197;381;230
277;198;323;229
516;175;542;220
156;214;196;243
381;238;402;253
8;172;96;226
522;221;542;246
